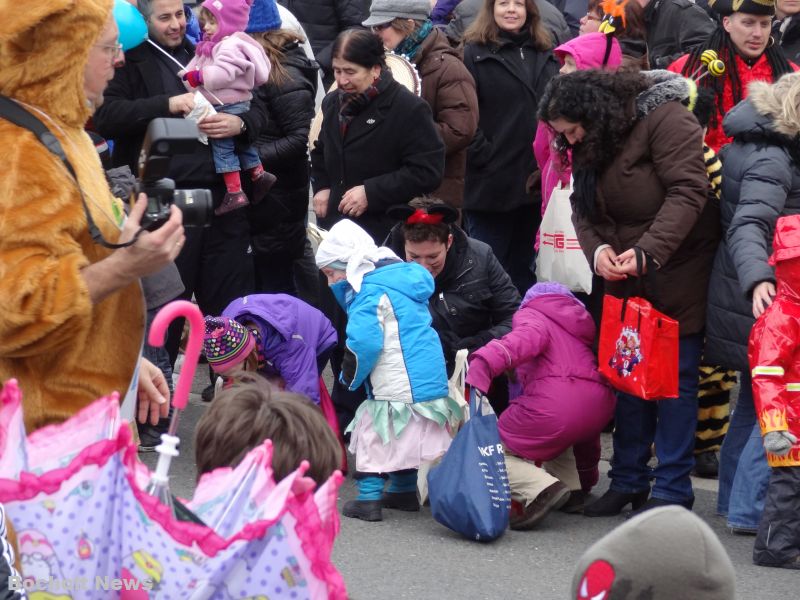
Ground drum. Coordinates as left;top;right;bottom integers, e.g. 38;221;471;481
308;52;422;151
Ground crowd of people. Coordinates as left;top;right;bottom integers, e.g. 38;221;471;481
2;0;800;594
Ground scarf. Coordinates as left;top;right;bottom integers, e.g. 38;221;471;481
498;28;532;47
394;20;434;61
337;69;388;137
315;220;399;292
195;33;217;58
572;168;599;221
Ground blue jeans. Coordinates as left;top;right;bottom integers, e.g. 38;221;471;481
717;371;770;529
609;333;703;503
141;306;174;432
210;101;261;174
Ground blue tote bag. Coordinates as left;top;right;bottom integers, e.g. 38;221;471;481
427;389;511;542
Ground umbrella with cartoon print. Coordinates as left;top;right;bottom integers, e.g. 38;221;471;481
0;300;347;599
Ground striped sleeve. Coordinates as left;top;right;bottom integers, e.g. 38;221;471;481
704;144;722;199
0;504;27;599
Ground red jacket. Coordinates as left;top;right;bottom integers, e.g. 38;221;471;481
748;265;800;467
668;53;784;152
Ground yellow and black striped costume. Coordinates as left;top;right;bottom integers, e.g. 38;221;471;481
696;144;733;454
704;144;722;200
696;365;736;453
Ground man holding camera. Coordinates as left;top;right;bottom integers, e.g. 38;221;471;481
94;0;265;363
0;1;181;431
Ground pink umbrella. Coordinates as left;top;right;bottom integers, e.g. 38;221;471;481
0;301;347;599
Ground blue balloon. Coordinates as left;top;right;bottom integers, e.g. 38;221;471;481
113;0;148;52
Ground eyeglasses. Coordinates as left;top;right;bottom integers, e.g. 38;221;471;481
371;23;392;33
94;42;123;61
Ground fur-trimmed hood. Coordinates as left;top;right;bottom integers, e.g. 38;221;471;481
739;77;800;139
0;0;112;127
636;69;694;119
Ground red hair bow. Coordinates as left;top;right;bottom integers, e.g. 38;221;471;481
406;209;444;225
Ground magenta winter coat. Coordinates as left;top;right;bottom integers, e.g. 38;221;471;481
533;33;622;249
470;288;615;491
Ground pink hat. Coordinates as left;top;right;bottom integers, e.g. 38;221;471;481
201;0;254;42
203;316;255;374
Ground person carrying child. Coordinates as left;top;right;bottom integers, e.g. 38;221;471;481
195;376;343;487
203;293;337;404
181;0;276;215
748;214;800;570
315;219;462;522
466;282;616;529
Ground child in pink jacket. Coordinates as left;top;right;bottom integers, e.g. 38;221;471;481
533;33;622;249
182;0;275;215
466;282;615;529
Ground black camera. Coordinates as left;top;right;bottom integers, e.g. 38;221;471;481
137;118;213;230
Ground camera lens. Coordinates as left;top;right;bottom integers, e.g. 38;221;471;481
173;189;213;228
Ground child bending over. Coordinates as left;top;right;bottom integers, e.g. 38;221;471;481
203;292;337;404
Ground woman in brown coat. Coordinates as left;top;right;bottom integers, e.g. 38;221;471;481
539;70;720;517
364;0;479;209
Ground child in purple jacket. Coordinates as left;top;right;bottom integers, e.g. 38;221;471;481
204;294;338;404
181;0;275;215
466;282;615;530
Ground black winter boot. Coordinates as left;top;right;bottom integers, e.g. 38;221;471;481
343;499;383;521
584;489;649;517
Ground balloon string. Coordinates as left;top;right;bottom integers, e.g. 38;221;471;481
146;39;225;105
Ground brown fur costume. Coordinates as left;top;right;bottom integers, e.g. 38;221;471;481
0;0;145;431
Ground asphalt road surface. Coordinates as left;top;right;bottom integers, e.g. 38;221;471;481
140;369;797;600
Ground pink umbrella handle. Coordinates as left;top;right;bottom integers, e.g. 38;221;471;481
148;300;204;410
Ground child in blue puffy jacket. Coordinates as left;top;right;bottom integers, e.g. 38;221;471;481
316;219;461;522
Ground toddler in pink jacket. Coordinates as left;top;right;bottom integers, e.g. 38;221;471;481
182;0;275;215
466;282;615;529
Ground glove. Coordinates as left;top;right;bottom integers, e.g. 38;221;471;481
182;69;203;88
763;431;798;456
465;355;493;394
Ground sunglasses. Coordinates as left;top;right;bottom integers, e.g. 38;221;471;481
371;22;392;33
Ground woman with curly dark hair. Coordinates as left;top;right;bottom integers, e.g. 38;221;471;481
539;69;720;517
461;0;559;295
668;0;795;152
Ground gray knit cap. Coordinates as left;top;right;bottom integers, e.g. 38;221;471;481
362;0;430;27
571;506;736;600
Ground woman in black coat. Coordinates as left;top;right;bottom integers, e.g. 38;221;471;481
705;78;800;534
385;199;521;413
310;29;446;244
249;25;319;296
462;0;559;294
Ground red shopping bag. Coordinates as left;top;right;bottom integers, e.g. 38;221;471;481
319;376;348;473
598;294;679;399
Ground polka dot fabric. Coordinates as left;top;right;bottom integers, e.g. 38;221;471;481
0;381;347;599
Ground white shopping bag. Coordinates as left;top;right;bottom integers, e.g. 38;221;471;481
535;180;593;294
185;91;217;145
418;349;470;504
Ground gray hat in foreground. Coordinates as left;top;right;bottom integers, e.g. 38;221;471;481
362;0;431;27
571;506;736;600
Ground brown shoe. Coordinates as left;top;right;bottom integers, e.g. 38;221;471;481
559;490;587;514
510;481;570;530
215;191;249;215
